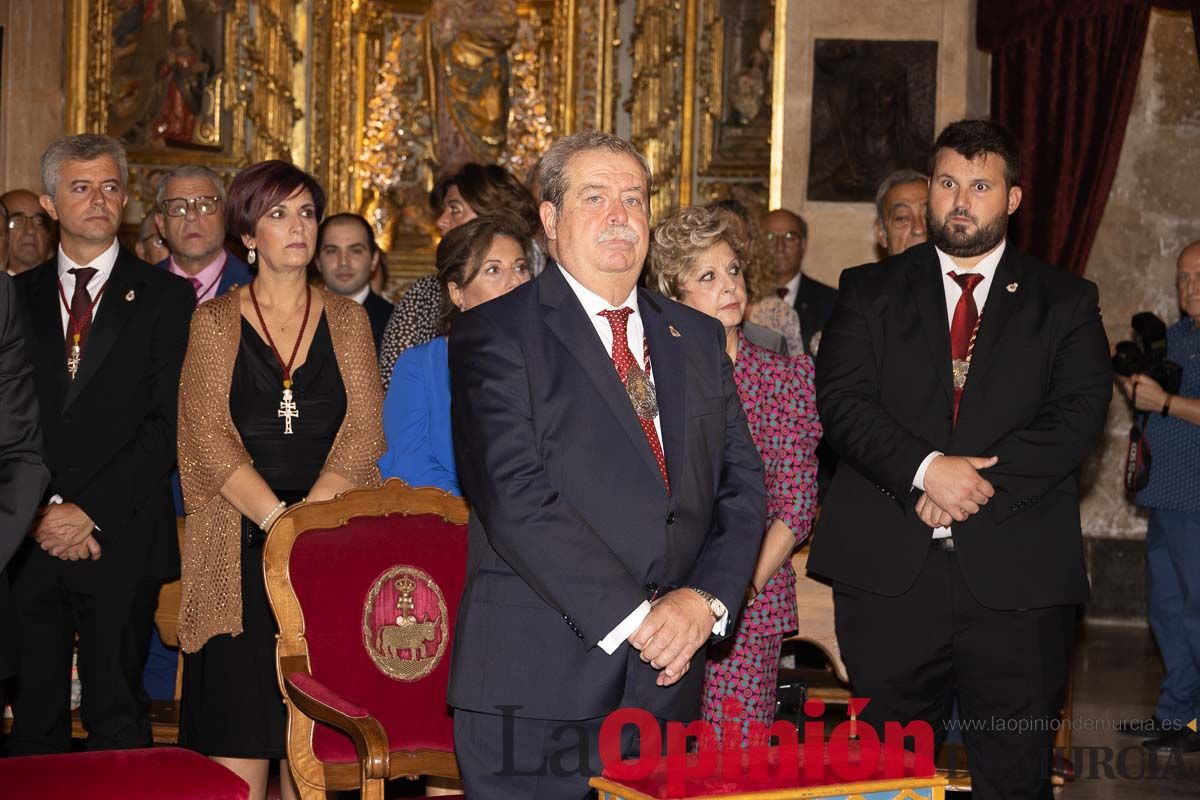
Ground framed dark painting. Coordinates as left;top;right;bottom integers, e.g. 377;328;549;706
807;39;937;203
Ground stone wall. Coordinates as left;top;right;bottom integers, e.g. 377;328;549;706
1081;8;1200;544
0;0;65;193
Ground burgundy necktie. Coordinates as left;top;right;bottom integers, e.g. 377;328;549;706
597;308;670;491
775;287;788;300
67;267;98;357
948;271;984;422
188;276;203;297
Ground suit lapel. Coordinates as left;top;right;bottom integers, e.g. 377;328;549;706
906;247;954;406
640;290;685;489
64;251;141;409
27;265;70;413
539;268;669;493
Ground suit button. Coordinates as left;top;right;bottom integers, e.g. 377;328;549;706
666;512;676;525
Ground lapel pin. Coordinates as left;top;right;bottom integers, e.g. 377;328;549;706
1006;282;1019;293
668;325;681;338
125;289;136;301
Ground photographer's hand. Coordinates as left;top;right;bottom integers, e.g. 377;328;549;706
1119;374;1167;413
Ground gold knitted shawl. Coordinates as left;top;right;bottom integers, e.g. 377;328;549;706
177;289;384;652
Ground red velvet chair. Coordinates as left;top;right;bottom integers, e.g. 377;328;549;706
263;479;468;799
0;747;249;799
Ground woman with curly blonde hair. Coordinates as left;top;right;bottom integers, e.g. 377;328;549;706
646;205;822;746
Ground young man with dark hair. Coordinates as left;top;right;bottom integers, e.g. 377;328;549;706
811;118;1112;799
315;213;393;351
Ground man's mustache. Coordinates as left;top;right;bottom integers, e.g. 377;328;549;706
599;226;640;244
945;208;978;225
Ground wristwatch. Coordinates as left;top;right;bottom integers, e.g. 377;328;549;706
685;586;727;620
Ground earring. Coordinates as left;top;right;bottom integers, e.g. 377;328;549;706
247;248;256;265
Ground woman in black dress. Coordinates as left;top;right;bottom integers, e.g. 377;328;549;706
176;160;384;799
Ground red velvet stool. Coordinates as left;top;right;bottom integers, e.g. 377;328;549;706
0;747;249;799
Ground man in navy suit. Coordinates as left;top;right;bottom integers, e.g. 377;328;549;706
447;131;766;799
153;165;252;303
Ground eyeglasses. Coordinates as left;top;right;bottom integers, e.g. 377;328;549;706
7;214;53;231
764;231;802;243
161;196;221;218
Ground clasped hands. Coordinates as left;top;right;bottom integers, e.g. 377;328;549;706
915;454;998;528
627;588;714;688
30;502;101;561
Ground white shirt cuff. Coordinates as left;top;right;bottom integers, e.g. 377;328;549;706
913;451;943;491
598;600;651;654
711;610;729;638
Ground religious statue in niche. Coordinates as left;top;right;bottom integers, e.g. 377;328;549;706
806;39;936;203
108;0;229;152
430;0;519;169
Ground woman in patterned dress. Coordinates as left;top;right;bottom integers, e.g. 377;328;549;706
646;205;822;746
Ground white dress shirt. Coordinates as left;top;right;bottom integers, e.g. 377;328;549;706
912;239;1006;538
348;284;371;304
557;264;727;653
57;238;120;335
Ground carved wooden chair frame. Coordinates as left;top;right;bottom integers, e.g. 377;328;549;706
263;479;468;799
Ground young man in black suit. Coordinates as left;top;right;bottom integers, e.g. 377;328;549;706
447;131;766;799
810;120;1112;799
315;213;393;352
7;134;194;754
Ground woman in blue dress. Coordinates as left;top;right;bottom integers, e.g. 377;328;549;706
379;214;533;492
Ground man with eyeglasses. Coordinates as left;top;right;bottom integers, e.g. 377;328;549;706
152;165;251;304
1;189;57;276
760;208;837;356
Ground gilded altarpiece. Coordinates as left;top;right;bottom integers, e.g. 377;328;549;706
626;0;775;219
310;0;623;290
66;0;304;212
69;0;623;290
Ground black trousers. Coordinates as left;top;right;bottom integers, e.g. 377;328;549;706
454;698;664;800
833;546;1076;800
5;545;159;755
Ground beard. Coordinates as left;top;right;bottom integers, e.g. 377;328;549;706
926;206;1008;258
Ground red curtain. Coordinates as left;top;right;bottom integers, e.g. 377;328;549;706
980;0;1155;276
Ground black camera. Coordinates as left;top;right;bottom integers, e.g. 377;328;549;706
1112;312;1182;394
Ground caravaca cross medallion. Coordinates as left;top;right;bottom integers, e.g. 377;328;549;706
278;385;299;435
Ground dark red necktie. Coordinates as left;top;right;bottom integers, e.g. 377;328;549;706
775;287;788;300
948;271;984;422
67;267;98;356
598;308;670;491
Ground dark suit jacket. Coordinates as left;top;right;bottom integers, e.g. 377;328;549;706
793;273;838;355
0;273;50;678
153;250;253;297
447;264;766;721
15;247;195;584
362;290;393;352
808;242;1112;610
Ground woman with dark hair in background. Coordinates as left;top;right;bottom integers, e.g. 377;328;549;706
378;213;533;493
376;163;540;388
176;160;384;798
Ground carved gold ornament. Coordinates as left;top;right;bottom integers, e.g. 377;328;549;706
362;565;449;681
